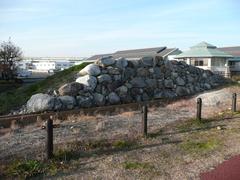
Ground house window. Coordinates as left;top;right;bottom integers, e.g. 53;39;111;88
194;60;204;66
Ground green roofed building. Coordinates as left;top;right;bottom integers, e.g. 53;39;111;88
175;42;233;77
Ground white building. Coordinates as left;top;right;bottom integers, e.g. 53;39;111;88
31;61;73;72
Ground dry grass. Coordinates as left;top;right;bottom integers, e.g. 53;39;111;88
119;111;136;118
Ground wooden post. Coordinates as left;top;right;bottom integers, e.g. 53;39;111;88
232;93;237;112
46;116;53;159
142;105;148;137
196;98;202;120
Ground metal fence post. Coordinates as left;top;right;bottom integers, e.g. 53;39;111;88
232;93;237;112
46;116;53;159
142;105;148;137
196;98;202;120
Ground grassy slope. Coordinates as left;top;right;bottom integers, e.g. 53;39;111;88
0;62;90;115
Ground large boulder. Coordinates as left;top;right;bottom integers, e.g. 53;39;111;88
176;77;185;86
115;85;128;97
93;93;106;106
96;57;115;67
108;92;120;104
196;89;232;107
130;77;146;88
107;67;120;75
141;57;154;67
115;57;128;70
77;96;93;108
26;93;62;113
58;82;84;96
76;75;97;91
97;74;112;84
79;64;101;76
59;96;76;109
164;79;174;88
176;86;189;96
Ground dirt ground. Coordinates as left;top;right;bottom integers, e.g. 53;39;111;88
1;85;240;179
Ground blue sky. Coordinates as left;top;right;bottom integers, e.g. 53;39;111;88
0;0;239;57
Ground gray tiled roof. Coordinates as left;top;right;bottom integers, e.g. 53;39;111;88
218;46;240;57
87;46;179;60
87;53;113;60
157;48;178;57
112;47;166;59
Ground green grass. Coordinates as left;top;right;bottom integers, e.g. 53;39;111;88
0;62;90;115
3;159;68;178
177;118;211;133
112;140;134;149
123;161;154;170
5;160;46;179
180;138;221;154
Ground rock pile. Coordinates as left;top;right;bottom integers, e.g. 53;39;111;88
25;56;226;113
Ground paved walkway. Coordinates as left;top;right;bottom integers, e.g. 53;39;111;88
201;155;240;180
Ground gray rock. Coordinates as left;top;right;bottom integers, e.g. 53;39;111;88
79;64;101;76
164;90;177;99
171;72;178;78
130;77;146;88
187;75;195;83
156;56;164;66
120;94;133;103
59;96;76;109
123;67;136;80
113;75;122;81
128;60;140;69
93;93;105;106
26;93;62;113
204;83;211;90
58;82;84;96
145;78;157;88
125;82;132;89
154;89;165;99
196;89;232;107
137;68;149;77
107;80;122;92
164;79;174;88
76;75;97;91
141;57;154;67
77;96;93;108
164;60;173;71
115;85;128;97
96;57;115;67
142;93;150;101
157;80;164;89
176;86;189;96
131;88;144;95
153;67;164;78
97;74;112;84
115;57;128;69
176;77;185;86
108;92;120;104
107;67;120;75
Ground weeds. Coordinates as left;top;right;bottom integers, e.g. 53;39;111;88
177;118;210;132
180;138;221;154
5;160;46;179
123;161;154;170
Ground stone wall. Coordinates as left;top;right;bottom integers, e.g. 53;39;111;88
25;56;226;113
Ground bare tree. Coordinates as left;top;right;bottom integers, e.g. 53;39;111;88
0;38;23;80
